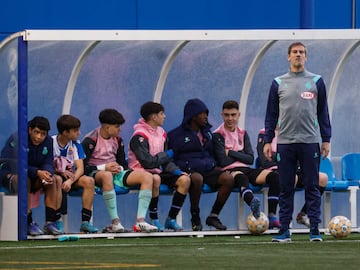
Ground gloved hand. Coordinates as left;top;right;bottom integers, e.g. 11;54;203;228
166;149;174;158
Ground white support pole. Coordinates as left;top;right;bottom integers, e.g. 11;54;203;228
323;191;332;228
348;186;358;228
0;194;18;241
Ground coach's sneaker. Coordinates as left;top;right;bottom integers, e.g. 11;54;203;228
310;227;323;242
296;212;310;228
272;228;291;242
250;197;261;219
206;216;227;230
151;219;164;232
43;222;62;235
268;215;281;229
165;218;183;231
133;221;158;233
80;221;99;233
55;220;65;234
28;222;44;236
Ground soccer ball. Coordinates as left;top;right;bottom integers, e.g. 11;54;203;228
328;216;352;238
246;212;269;235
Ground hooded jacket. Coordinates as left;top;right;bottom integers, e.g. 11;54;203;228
167;98;216;173
0;132;54;182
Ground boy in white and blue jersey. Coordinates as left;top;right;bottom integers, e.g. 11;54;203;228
52;114;98;233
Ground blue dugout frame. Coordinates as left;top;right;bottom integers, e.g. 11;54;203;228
18;36;28;241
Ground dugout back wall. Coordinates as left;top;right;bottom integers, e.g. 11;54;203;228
0;30;360;237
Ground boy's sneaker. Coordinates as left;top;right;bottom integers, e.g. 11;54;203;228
151;219;164;232
206;216;227;230
133;221;158;233
80;221;99;233
43;222;62;235
250;197;261;219
272;228;291;242
28;222;44;236
310;227;323;242
165;218;183;231
268;215;281;229
191;218;203;231
102;220;125;233
55;220;65;234
191;209;203;231
296;212;310;228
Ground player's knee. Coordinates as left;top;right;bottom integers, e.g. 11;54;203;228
190;173;203;188
98;172;114;189
152;174;161;189
266;171;279;187
234;173;249;188
81;176;95;190
219;172;234;188
266;171;280;196
143;172;153;184
319;173;328;187
177;174;191;189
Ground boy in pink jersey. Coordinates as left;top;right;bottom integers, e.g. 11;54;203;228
128;101;193;231
213;100;280;228
82;109;157;233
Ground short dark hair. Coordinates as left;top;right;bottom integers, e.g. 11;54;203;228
56;114;81;134
140;101;164;121
288;42;307;55
99;109;125;125
222;100;239;110
28;116;50;131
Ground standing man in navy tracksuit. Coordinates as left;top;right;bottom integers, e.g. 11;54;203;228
263;42;331;242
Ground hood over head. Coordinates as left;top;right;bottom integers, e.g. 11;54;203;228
181;98;209;126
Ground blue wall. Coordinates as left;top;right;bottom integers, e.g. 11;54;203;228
0;0;359;42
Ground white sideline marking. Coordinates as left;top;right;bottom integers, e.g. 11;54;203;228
25;227;359;240
1;238;360;251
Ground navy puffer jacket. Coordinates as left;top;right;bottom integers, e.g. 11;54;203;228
168;98;216;173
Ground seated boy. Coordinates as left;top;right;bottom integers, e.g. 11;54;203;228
128;101;191;231
0;116;62;235
52;114;98;233
82;108;157;233
213;100;279;228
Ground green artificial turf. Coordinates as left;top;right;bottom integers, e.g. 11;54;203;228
0;233;359;269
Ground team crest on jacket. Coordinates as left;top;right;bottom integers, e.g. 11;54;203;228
138;137;144;143
301;91;316;99
184;137;190;143
42;147;48;155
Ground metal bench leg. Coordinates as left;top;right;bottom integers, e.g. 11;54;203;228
176;208;182;226
323;191;331;228
262;188;269;217
348;186;358;228
237;193;246;230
